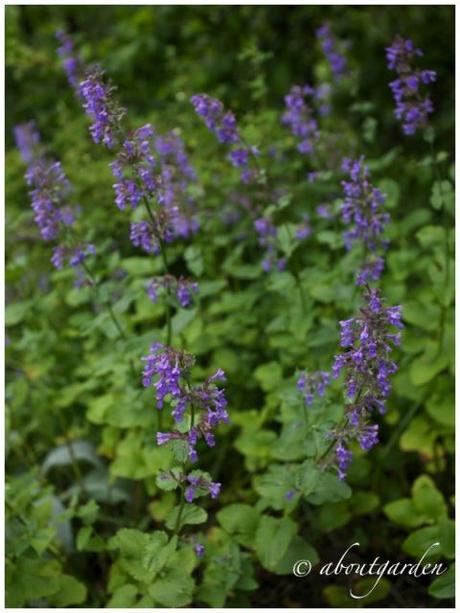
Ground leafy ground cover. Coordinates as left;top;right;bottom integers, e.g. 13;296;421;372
5;5;454;608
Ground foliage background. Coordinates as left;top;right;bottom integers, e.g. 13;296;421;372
5;5;455;608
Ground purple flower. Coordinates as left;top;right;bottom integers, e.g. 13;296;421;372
56;30;84;91
328;288;403;478
335;442;353;480
358;424;379;451
316;23;348;81
191;94;239;144
282;85;320;155
146;275;199;308
341;156;389;285
297;371;330;406
14;122;40;163
79;66;125;148
194;542;205;557
184;473;221;503
254;217;285;272
386;36;437;135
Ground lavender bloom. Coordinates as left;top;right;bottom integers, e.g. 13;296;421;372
144;345;228;464
14;122;40;163
316;23;348;81
56;30;84;90
335;442;353;480
282;85;319;155
20;151;72;241
386;36;437;135
254;217;285;272
297;370;330;406
15;124;96;284
328;288;403;479
316;203;333;219
191;94;239;144
194;542;205;557
185;473;221;503
191;93;259;184
295;214;311;240
51;243;96;270
341;157;389;286
147;275;199;308
130;221;159;254
141;343;193;410
79;66;125;148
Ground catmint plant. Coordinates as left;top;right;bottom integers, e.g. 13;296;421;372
282;85;320;155
142;344;228;539
14;122;96;285
191;93;260;184
316;23;348;81
340;156;389;285
327;286;403;479
297;370;330;406
386;35;437;135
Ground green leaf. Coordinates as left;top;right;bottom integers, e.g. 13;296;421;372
412;475;447;522
305;471;352;505
156;468;184;491
254;361;283;391
42;440;102;474
51;574;87;607
402;527;441;560
384;498;425;528
217;503;260;548
271;535;319;575
107;584;138;608
255;515;296;570
438;518;455;559
428;564;455;599
165;504;207;531
149;557;195;607
184;245;204;277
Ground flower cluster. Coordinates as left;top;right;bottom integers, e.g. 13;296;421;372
282;85;320;155
254;217;286;272
112;124;198;252
154;131;200;236
329;287;403;479
14;122;96;283
316;23;348;81
147;275;199;308
142;344;227;500
341;157;389;285
14;121;40;163
295;214;312;240
56;30;84;90
386;36;437;135
79;66;125;148
297;370;330;406
191;93;258;183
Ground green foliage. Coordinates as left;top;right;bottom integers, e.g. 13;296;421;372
5;5;454;608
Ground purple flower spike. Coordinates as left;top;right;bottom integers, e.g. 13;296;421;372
386;35;437;135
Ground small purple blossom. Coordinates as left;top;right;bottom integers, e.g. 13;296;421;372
316;23;348;81
14;122;40;163
297;370;330;405
56;30;84;90
191;94;239;144
341;157;389;285
282;85;319;155
335;442;353;480
386;36;437;135
79;66;125;148
328;288;403;479
147;275;199;308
